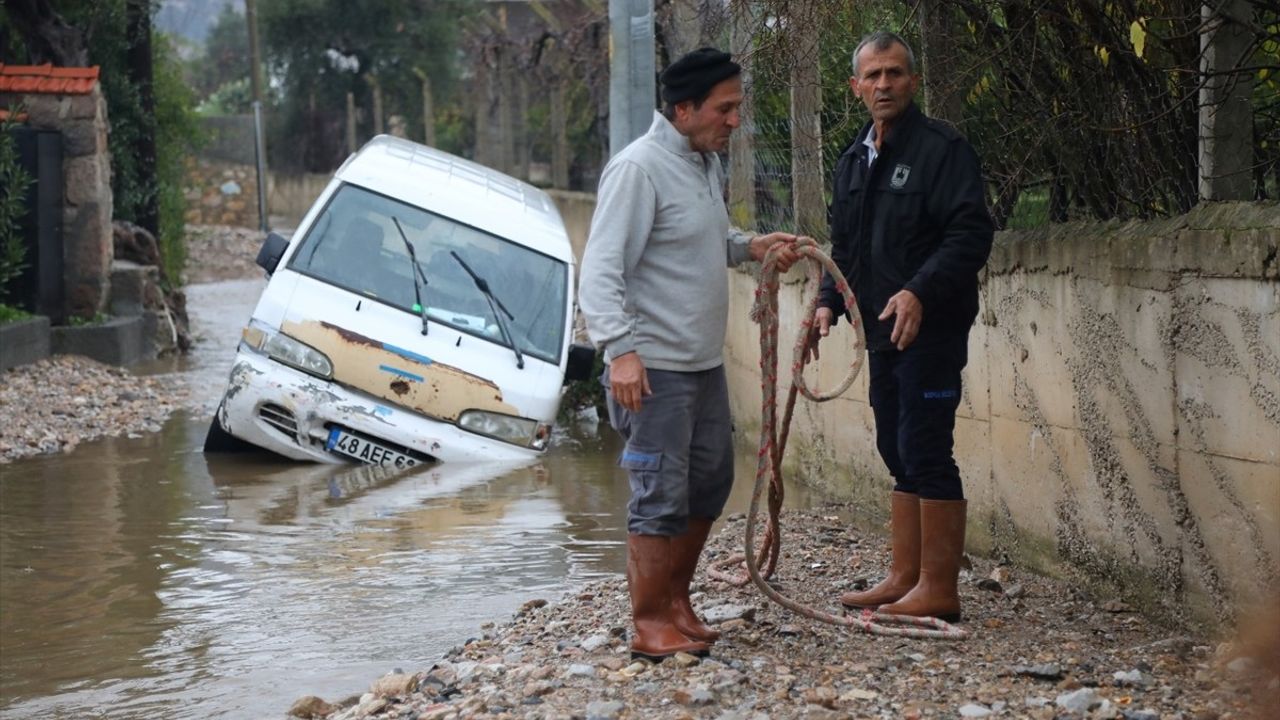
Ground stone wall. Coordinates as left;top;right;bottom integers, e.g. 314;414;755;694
3;86;114;318
183;158;260;228
721;201;1279;627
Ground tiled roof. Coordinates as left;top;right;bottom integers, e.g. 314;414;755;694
0;64;100;95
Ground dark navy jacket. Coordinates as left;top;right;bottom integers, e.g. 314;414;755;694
818;103;994;352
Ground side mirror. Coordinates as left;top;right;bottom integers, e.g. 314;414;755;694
564;343;596;383
256;231;289;276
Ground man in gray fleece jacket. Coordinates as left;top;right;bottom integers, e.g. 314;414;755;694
579;47;799;662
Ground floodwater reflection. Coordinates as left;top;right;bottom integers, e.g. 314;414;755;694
0;280;838;719
0;407;835;719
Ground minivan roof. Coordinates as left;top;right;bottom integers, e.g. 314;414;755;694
336;135;573;263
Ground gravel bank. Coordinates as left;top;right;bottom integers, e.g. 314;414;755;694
0;224;258;464
290;508;1276;720
0;355;190;463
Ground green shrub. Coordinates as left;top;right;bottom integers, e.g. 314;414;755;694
0;112;33;301
152;33;204;285
0;303;32;324
558;349;606;422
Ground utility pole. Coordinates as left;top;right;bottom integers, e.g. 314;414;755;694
1198;0;1254;201
414;69;437;147
608;0;656;157
727;0;757;229
789;0;823;239
245;0;269;230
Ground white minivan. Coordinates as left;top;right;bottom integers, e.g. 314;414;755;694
206;136;594;466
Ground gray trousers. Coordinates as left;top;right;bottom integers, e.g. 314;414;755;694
604;365;735;536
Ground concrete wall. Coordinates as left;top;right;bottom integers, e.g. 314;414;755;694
546;190;596;262
268;172;329;229
722;201;1279;627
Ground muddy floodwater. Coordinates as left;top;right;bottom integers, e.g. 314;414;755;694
0;280;836;719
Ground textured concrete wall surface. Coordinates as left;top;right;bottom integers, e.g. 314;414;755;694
546;190;596;264
722;202;1279;627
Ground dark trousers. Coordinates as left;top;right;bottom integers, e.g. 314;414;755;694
603;365;735;536
867;337;968;500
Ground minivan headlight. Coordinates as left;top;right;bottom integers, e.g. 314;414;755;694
243;325;335;379
458;410;549;450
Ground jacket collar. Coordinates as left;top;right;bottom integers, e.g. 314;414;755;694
646;110;702;159
853;101;923;161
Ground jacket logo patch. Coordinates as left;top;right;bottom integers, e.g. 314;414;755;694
890;164;911;188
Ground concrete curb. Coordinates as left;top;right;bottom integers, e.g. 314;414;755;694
50;315;146;366
0;316;52;372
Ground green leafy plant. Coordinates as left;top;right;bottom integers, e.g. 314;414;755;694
0;111;33;301
67;312;110;327
0;303;32;324
152;32;204;284
558;349;606;422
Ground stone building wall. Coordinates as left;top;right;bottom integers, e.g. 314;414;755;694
719;201;1279;628
1;79;114;319
183;158;260;228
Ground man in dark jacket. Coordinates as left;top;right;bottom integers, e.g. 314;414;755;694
808;31;993;623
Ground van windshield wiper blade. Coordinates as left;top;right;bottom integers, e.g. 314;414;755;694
391;217;430;336
449;250;524;370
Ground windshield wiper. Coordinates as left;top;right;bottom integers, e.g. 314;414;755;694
450;250;523;370
391;217;430;336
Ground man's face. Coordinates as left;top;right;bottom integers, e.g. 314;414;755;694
673;75;743;153
851;42;919;127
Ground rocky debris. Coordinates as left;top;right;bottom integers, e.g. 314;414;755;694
0;355;190;463
288;696;338;718
283;508;1275;720
0;224;270;464
113;220;164;273
183;223;272;285
1011;663;1064;680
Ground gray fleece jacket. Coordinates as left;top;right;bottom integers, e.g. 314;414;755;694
579;112;752;372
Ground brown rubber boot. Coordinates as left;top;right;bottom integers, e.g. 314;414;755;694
841;492;921;609
627;534;711;662
878;499;967;623
670;517;720;642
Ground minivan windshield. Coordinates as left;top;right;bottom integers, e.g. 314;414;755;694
289;183;568;364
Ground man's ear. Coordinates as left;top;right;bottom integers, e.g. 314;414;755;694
848;76;860;98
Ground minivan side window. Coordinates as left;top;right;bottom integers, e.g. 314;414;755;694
288;183;569;364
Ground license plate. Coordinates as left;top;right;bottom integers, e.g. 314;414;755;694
326;427;419;469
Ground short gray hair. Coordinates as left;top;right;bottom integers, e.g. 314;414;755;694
851;31;916;77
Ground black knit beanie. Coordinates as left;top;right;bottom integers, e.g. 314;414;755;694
659;47;741;105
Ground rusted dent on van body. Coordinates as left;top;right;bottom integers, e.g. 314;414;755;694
334;402;394;425
225;360;265;402
298;380;342;406
282;319;518;421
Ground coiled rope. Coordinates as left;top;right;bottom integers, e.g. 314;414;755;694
706;237;968;641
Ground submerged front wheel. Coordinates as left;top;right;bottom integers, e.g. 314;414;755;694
202;402;257;453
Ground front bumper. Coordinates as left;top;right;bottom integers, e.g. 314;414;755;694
217;351;541;464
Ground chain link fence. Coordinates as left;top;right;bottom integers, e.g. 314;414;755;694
714;0;1278;234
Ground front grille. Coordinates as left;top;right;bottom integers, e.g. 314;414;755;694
259;403;299;440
